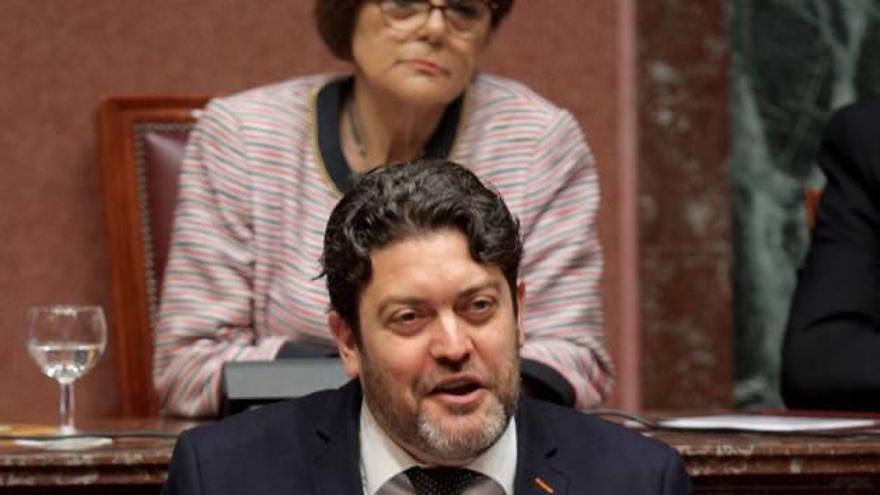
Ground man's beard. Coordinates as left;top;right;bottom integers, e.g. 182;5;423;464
360;348;520;463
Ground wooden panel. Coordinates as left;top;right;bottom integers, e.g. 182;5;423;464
636;0;732;410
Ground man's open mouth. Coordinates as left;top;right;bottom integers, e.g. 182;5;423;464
431;378;483;397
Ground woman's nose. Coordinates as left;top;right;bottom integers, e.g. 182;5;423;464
419;6;450;43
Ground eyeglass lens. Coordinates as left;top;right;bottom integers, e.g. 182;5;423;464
379;0;491;36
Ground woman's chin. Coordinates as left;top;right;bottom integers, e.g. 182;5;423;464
383;80;465;109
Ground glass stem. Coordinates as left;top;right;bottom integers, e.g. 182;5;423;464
59;381;75;434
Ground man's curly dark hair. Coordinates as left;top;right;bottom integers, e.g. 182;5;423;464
321;159;523;336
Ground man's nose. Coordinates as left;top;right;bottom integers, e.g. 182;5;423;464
430;312;472;362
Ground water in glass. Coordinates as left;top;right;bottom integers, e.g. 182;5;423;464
25;305;109;448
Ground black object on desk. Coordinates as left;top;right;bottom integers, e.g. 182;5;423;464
219;359;349;417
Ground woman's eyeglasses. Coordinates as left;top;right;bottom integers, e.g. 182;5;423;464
377;0;494;39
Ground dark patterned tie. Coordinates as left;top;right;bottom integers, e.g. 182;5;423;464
404;466;480;495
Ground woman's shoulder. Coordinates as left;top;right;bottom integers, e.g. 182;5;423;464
822;99;880;181
468;73;566;119
465;73;585;143
204;73;344;117
829;99;880;127
825;99;880;148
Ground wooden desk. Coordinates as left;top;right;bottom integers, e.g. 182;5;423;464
3;418;880;494
655;429;880;494
0;418;192;495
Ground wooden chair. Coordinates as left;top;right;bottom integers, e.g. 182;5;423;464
98;96;210;416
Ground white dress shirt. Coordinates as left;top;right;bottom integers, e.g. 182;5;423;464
359;401;518;495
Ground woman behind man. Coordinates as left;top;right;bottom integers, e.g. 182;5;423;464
155;0;614;417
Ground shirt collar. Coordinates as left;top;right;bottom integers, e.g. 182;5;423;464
359;400;517;495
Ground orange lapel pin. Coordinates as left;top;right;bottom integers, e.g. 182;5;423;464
534;476;555;494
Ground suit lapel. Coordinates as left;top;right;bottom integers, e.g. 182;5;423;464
308;380;364;495
513;400;570;495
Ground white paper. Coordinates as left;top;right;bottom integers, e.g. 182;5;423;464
14;437;113;450
658;414;876;432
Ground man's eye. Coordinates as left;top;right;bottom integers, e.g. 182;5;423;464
388;309;428;334
467;297;495;314
390;310;421;325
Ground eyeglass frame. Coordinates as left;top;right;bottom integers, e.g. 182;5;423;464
375;0;500;39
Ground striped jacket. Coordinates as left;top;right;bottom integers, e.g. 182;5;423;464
154;73;614;417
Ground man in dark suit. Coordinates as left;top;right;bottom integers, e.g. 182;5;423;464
783;100;880;411
162;159;691;494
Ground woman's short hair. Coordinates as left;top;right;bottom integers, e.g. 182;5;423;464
315;0;515;61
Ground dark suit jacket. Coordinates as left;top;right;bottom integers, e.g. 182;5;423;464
162;380;690;494
782;100;880;411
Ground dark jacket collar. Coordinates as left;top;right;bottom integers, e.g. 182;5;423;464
309;380;364;494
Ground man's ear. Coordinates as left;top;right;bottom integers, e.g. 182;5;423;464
516;282;526;347
329;312;361;378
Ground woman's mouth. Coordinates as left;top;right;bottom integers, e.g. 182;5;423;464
405;59;447;75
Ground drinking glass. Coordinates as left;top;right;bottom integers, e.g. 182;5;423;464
26;305;107;442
